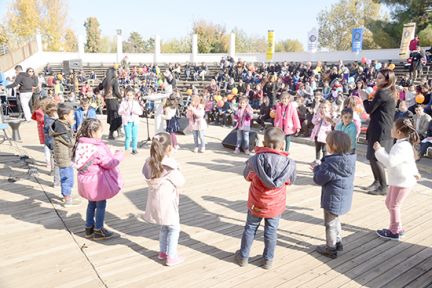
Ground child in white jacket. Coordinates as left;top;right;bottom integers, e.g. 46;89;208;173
373;118;421;241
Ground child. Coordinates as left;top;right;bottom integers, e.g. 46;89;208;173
43;102;60;186
274;92;301;152
311;101;333;163
335;108;358;153
163;96;180;149
118;88;143;155
73;118;124;240
32;97;49;167
187;95;207;153
233;97;254;154
374;118;421;240
255;96;272;130
235;127;296;269
142;132;185;266
312;131;356;258
73;98;97;133
50;103;78;206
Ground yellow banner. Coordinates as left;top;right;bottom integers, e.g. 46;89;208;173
399;23;416;59
266;30;275;61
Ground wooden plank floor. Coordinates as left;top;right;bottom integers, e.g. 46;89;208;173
1;117;432;288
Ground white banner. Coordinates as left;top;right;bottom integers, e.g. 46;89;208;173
399;22;416;59
308;28;318;53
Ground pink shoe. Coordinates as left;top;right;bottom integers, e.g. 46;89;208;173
234;147;240;154
166;255;184;266
158;252;168;260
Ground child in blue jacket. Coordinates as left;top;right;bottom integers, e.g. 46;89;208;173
335;108;358;153
74;98;96;132
312;130;356;259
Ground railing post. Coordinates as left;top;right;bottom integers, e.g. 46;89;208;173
154;35;161;64
191;34;198;64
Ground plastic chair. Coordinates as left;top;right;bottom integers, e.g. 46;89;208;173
0;123;12;145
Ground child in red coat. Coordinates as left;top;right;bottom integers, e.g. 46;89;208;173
32;98;51;167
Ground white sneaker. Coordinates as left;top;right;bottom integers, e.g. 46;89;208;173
199;147;205;153
193;147;199;153
175;145;180;150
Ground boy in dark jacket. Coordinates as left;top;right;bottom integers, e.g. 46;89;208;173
50;103;78;206
312;131;356;258
235;127;296;269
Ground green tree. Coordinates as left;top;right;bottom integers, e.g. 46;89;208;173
232;28;266;53
99;36;116;53
64;28;78;52
123;32;145;53
317;0;381;50
275;39;304;52
161;37;191;53
374;0;432;47
192;20;228;53
418;24;432;47
84;17;101;53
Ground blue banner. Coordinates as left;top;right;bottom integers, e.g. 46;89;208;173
352;28;363;53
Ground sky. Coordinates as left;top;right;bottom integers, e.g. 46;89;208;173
0;0;363;47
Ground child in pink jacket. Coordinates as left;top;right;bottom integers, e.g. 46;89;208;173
73;118;124;241
142;132;185;266
187;95;207;153
274;92;301;152
233;97;254;155
310;100;334;163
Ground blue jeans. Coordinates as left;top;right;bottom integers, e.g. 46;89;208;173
240;211;281;260
86;200;107;230
236;129;250;151
192;130;205;149
160;224;180;258
59;166;74;197
124;122;138;151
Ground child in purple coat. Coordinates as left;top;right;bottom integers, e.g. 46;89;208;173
234;97;254;155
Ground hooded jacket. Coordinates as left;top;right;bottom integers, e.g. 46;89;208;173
243;147;296;218
142;157;185;226
74;137;124;201
313;153;356;215
49;119;74;168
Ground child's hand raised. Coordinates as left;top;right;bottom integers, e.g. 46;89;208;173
373;142;381;151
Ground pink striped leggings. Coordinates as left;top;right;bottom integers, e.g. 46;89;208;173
385;186;411;234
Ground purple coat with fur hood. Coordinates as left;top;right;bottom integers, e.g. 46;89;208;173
74;137;124;201
142;157;185;226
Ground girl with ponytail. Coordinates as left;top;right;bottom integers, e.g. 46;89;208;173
142;132;185;266
373;118;421;241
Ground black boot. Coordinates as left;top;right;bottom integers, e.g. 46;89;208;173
108;131;115;140
365;180;380;192
316;245;337;259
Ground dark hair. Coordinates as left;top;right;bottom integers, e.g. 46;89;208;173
164;97;178;109
103;67;117;96
394;118;420;159
326;131;351;154
149;132;172;179
263;127;285;150
377;68;396;99
44;102;58;116
15;65;23;71
72;118;103;160
341;108;354;117
57;103;73;119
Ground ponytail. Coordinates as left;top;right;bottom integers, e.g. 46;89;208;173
149;132;172;178
395;118;420;160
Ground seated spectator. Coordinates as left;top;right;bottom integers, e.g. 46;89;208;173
419;120;432;157
394;101;414;121
297;96;314;137
254;96;272;130
413;104;432;140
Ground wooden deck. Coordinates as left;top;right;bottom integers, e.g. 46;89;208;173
1;117;432;288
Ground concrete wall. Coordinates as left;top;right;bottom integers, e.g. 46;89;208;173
5;49;402;78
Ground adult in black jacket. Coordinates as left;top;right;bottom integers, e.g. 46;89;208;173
99;67;122;139
362;69;396;195
6;65;38;121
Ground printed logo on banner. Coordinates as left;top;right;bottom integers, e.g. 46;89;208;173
352;28;363;53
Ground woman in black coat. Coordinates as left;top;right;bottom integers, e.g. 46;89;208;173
362;69;396;195
99;67;123;139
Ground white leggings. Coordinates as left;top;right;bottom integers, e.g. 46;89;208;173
19;92;33;121
44;145;51;166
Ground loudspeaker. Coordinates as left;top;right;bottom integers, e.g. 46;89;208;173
63;59;82;73
176;117;191;135
222;129;258;151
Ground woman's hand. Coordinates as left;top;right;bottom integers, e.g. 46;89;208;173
373;141;381;151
